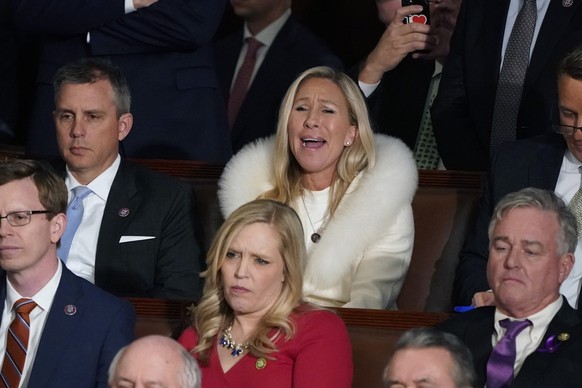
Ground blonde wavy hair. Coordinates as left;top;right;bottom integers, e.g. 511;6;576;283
260;66;376;216
192;199;306;364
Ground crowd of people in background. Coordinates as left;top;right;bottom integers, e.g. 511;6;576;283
3;0;582;386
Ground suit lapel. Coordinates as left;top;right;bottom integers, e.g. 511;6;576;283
215;30;244;99
528;135;566;189
28;267;82;385
464;308;497;385
481;0;511;97
94;161;141;283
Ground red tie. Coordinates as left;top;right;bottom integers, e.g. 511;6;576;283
228;37;263;128
0;299;37;388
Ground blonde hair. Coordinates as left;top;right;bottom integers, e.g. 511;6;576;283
192;199;306;364
260;66;376;216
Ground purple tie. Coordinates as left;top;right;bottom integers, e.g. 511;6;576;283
486;318;532;388
227;37;263;128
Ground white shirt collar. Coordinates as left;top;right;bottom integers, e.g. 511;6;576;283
65;155;121;202
243;8;291;47
6;259;63;313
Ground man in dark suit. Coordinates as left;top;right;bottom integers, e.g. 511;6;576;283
432;0;582;171
12;0;232;162
52;58;202;300
356;0;460;157
215;0;343;152
0;159;134;387
455;46;582;308
440;188;582;388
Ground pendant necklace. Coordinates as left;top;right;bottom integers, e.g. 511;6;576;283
219;323;249;357
300;193;327;243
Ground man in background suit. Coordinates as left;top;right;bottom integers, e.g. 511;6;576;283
12;0;231;162
214;0;343;152
455;46;582;309
432;0;582;171
440;188;582;388
0;159;134;387
356;0;460;162
53;58;202;300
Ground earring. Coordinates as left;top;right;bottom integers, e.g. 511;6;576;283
344;141;351;146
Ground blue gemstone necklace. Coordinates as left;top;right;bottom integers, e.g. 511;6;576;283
219;323;249;357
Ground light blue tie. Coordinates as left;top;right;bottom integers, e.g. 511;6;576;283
58;186;92;263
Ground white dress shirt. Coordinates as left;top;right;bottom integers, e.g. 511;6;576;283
63;155;120;283
0;261;62;387
231;8;292;90
492;296;562;376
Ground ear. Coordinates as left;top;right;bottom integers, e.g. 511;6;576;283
50;213;67;245
118;112;133;142
558;253;575;284
344;125;357;147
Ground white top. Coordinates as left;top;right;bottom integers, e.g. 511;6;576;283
492;296;562;375
63;155;120;283
0;261;62;387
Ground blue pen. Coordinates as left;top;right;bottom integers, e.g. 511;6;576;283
453;305;476;313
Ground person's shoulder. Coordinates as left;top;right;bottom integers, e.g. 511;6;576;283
120;160;191;191
66;271;135;316
178;326;199;351
292;305;347;333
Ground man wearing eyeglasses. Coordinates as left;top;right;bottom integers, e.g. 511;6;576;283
455;45;582;311
0;159;134;387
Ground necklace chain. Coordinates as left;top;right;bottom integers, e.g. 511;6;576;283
219;323;249;357
300;193;327;243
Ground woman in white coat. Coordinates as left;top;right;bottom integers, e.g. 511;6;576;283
218;66;417;309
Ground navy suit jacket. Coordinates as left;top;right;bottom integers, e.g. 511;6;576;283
214;15;343;152
93;160;202;300
432;0;582;171
358;56;434;150
455;134;565;305
0;266;135;388
14;0;232;162
439;300;582;387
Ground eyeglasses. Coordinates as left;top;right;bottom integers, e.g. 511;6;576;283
0;211;52;227
553;124;582;137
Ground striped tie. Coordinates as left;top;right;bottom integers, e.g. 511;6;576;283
0;299;37;388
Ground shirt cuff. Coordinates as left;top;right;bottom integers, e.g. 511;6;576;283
358;80;380;98
125;0;136;13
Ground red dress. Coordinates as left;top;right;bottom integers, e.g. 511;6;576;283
178;307;353;388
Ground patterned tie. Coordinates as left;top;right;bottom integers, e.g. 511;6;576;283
486;318;532;388
414;72;441;169
490;0;537;155
57;186;92;262
568;166;582;236
0;299;37;388
228;37;263;128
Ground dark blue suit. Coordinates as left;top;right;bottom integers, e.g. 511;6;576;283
455;134;565;305
432;0;582;171
0;266;135;387
439;299;582;387
13;0;232;162
214;15;343;152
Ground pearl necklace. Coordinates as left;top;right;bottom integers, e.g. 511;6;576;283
219;323;249;357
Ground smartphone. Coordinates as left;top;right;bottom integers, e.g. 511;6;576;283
402;0;430;25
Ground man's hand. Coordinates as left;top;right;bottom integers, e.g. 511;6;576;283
133;0;158;9
472;291;496;307
359;5;436;84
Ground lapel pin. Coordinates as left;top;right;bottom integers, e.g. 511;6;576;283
563;0;573;7
255;358;267;370
64;304;77;316
558;332;570;341
118;208;130;217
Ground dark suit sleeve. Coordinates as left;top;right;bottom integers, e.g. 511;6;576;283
89;0;226;55
11;0;124;35
96;299;135;387
431;0;486;171
152;181;202;300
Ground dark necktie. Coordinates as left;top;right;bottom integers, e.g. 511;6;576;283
0;299;38;388
228;37;263;128
57;186;92;262
490;0;537;154
486;318;532;388
414;73;441;169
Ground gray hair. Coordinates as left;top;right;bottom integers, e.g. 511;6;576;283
53;57;131;117
385;327;476;388
108;339;201;388
488;187;578;257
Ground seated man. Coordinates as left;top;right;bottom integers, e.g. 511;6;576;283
384;327;476;388
108;335;201;388
440;188;582;387
455;45;582;308
52;58;202;300
0;159;134;387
